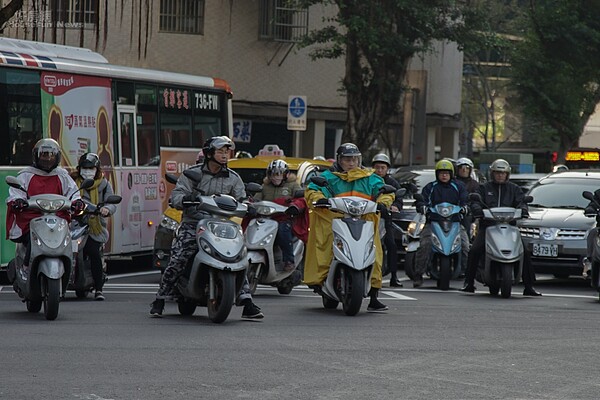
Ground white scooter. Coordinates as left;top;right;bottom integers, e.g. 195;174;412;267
245;183;304;295
309;176;396;316
165;171;249;323
5;176;93;320
69;195;122;298
471;193;533;298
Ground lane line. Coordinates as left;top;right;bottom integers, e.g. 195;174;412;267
381;291;417;300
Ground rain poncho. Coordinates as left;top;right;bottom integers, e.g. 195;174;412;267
304;167;394;288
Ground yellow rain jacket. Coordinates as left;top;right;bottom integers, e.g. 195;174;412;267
304;167;394;288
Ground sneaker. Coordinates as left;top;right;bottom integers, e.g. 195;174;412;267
367;298;389;312
459;284;476;293
413;276;423;288
150;299;165;317
94;291;105;301
242;301;264;319
283;261;295;272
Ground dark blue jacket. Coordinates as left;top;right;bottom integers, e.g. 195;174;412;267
421;179;467;222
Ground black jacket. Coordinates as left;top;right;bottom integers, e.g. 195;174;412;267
382;174;403;210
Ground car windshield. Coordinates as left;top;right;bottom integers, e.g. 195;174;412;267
528;178;600;208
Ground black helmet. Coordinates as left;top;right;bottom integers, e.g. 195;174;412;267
32;138;61;172
202;136;235;165
78;152;100;169
336;143;362;165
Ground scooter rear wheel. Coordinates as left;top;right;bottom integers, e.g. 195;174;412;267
322;297;339;309
75;290;89;299
26;300;42;313
404;252;416;280
178;300;197;316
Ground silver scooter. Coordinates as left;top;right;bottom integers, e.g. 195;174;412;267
471;193;533;298
245;185;304;295
69;195;122;298
5;175;93;320
166;170;249;323
310;176;396;316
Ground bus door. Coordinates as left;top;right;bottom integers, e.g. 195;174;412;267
115;105;142;252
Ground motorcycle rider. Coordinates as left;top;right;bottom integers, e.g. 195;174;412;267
71;152;117;301
413;159;470;288
6;138;84;281
371;153;404;287
304;143;394;312
460;159;542;296
455;157;480;194
253;159;305;272
150;136;264;318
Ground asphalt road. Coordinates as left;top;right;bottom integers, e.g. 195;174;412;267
1;268;599;400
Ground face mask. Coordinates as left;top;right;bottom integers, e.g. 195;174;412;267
270;175;284;186
81;168;97;180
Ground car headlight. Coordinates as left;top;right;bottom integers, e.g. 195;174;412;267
160;215;180;231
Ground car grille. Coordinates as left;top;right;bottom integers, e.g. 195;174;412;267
519;227;587;240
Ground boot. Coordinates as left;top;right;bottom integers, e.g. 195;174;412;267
367;288;388;312
389;273;402;287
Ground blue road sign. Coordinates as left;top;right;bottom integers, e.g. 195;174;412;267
289;97;306;118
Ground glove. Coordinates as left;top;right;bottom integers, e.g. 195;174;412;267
377;203;391;219
71;199;85;214
521;209;529;218
11;198;28;212
314;198;330;208
285;205;300;216
460;205;469;215
470;203;483;218
246;204;257;218
585;206;598;217
182;194;194;203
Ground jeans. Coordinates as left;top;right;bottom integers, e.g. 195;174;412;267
275;221;294;263
83;237;104;291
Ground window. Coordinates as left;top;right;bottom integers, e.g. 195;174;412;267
56;0;98;26
160;0;205;35
259;0;308;42
160;114;192;147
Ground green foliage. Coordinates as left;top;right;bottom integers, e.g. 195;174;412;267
511;0;600;159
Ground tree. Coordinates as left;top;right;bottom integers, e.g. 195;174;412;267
511;0;600;162
0;0;24;29
299;0;483;152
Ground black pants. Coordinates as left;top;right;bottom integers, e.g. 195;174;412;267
465;227;536;287
83;238;104;291
384;219;398;276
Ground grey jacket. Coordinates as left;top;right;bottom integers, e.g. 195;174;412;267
171;163;246;224
78;178;117;244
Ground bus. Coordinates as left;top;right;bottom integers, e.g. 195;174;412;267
0;37;233;268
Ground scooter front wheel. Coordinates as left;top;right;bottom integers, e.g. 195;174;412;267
42;276;61;321
207;270;235;323
439;256;451;291
341;268;365;316
26;300;42;313
322;296;339;309
500;263;514;299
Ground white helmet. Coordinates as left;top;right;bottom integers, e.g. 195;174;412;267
456;157;474;169
490;158;511;182
267;159;289;178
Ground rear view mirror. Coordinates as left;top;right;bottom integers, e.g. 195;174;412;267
165;173;178;185
469;192;482;202
105;195;122;204
310;176;327;187
183;169;203;182
523;195;533;204
246;182;262;194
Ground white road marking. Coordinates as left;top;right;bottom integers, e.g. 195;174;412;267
381;291;417;300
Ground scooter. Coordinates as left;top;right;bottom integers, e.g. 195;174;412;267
582;190;600;300
401;210;426;281
69;195;122;298
165;170;249;323
5;176;93;320
470;193;532;298
245;185;304;295
309;176;396;316
425;201;464;290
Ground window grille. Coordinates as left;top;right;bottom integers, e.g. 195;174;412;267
259;0;308;43
55;0;98;26
160;0;205;35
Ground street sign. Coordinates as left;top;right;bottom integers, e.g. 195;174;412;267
287;95;307;131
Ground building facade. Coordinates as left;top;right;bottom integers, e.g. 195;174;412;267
2;0;464;164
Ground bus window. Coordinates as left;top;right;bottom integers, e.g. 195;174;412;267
119;113;136;166
137;111;159;166
160;114;191;147
193;115;221;146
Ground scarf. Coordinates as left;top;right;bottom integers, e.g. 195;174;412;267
77;177;103;236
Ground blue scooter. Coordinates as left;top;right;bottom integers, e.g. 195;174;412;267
427;202;463;290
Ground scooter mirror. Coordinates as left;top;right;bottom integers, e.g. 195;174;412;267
413;193;424;202
183;169;203;182
583;191;595;201
469;192;482;202
310;176;327;187
246;182;262;194
165;173;178;185
523;195;533;204
381;184;397;194
293;189;305;198
104;195;122;204
5;176;25;192
80;178;95;191
395;188;406;198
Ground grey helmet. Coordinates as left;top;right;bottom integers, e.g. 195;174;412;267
490;158;511;182
371;153;391;167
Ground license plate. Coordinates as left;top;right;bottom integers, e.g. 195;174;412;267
532;243;558;257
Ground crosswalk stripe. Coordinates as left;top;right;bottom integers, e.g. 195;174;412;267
381;291;417;300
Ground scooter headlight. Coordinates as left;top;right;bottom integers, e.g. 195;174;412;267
207;222;239;239
259;233;274;246
408;220;425;237
451;233;461;252
159;215;179;231
255;205;277;215
333;233;352;261
431;233;442;251
36;198;65;212
342;198;368;216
